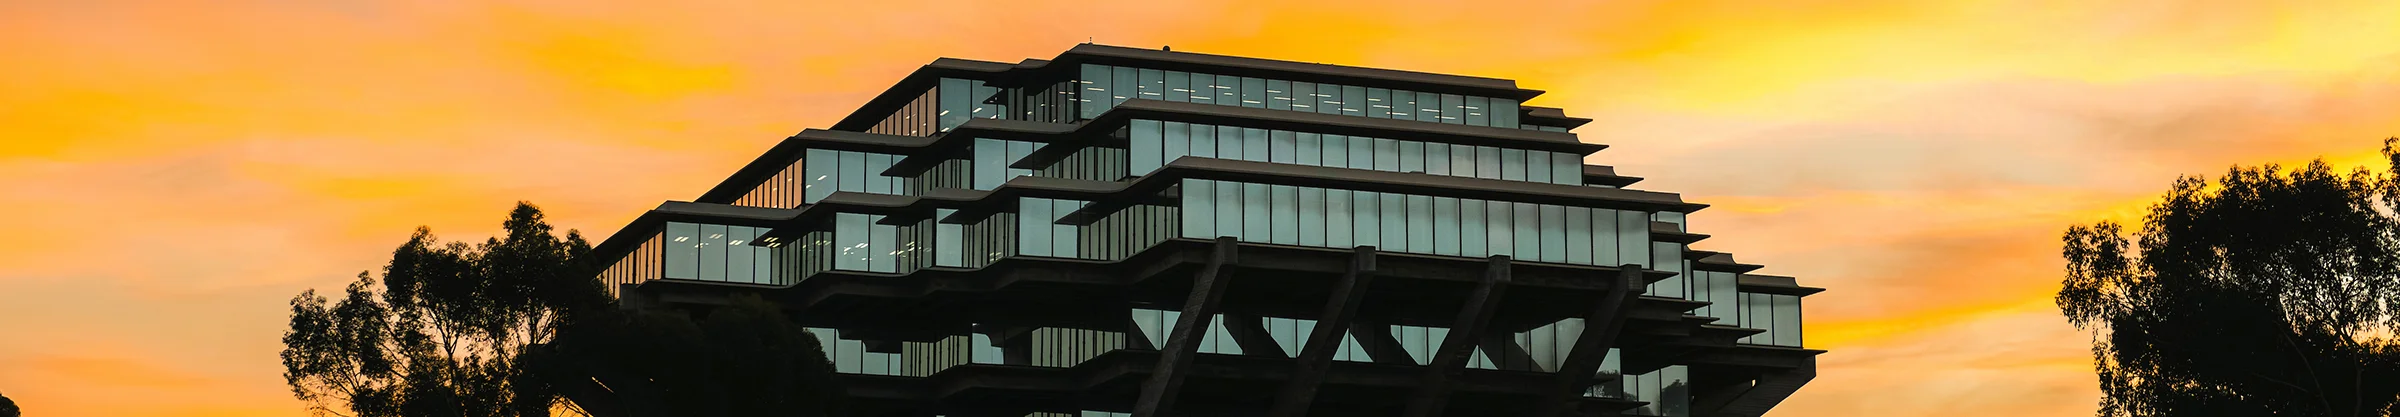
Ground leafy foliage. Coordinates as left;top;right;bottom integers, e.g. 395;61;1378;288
1;390;18;417
2059;138;2400;417
281;202;608;417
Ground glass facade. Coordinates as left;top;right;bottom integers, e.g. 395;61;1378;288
1738;292;1804;347
1076;64;1524;129
1178;179;1651;267
803;149;908;203
603;49;1815;417
1126;120;1584;184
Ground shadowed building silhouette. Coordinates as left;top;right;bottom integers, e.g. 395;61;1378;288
585;44;1822;417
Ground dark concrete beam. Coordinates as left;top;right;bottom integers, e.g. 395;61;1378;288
1402;256;1514;417
1698;357;1817;417
1133;238;1241;417
1348;323;1416;366
1222;314;1288;357
1535;264;1645;417
1268;247;1379;417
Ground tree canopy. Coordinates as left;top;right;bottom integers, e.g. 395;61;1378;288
2059;139;2400;417
281;202;608;417
280;202;841;417
1;390;19;417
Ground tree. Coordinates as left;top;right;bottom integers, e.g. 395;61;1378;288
281;202;609;417
1;390;18;417
2059;138;2400;417
525;295;842;417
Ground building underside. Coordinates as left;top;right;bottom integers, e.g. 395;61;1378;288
585;44;1823;417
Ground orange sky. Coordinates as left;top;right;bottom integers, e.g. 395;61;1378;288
3;1;2398;416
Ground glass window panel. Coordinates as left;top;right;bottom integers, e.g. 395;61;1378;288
1339;85;1366;117
1190;124;1217;158
937;209;964;267
1541;205;1567;263
1406;195;1434;253
972;140;1003;190
1461;200;1487;257
839;151;865;193
700;224;727;280
1299;187;1325;246
836;214;870;270
1112;66;1137;107
1289;82;1314;111
864;153;893;194
1513;203;1540;262
1392;90;1418;121
1267;80;1292;111
1501;149;1527;181
1217;180;1244;240
1188;73;1215;103
872;219;897;272
1241;76;1266;108
1243;128;1269;162
1137;68;1163;100
805;149;835;203
1475;146;1502;179
1593;209;1620;266
1566;207;1594;264
1019;200;1051;256
1354;191;1380;248
1348;136;1374;170
1528;151;1554;183
1619;211;1650;267
1465;96;1490;126
1416;91;1441;120
1053;200;1079;257
1244;183;1272;242
666;222;698;279
1400;141;1424;173
939;78;970;131
1217;74;1241;106
1184;180;1215;238
1165;71;1190;102
1440;94;1464;124
1373;138;1399;171
1218;124;1243;161
1270;130;1297;163
726;226;754;283
1366;87;1392;118
1132;119;1161;173
1296;132;1321;165
1271;185;1298;245
1326;189;1354;247
1493;99;1520;128
1315;83;1341;115
1555;153;1583;185
1433;197;1462;256
1776;295;1802;346
1486;201;1513;258
1322;135;1349;167
1379;193;1406;250
1079;65;1110;119
1160;121;1188;172
1425;142;1450;176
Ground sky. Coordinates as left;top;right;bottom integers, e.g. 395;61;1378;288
2;0;2397;415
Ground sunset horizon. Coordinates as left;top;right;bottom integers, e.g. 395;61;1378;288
6;1;2400;416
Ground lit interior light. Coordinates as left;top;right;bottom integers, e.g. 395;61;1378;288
673;237;691;242
729;240;746;245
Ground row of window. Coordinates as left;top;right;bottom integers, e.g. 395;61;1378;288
1180;179;1654;268
660;222;787;285
1075;64;1525;129
1738;293;1804;347
1126;120;1585;185
802;149;909;204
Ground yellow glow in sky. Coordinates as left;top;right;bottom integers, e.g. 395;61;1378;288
3;1;2398;416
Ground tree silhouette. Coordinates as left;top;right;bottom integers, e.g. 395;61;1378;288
524;294;841;417
2059;138;2400;417
281;202;609;417
1;390;18;417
